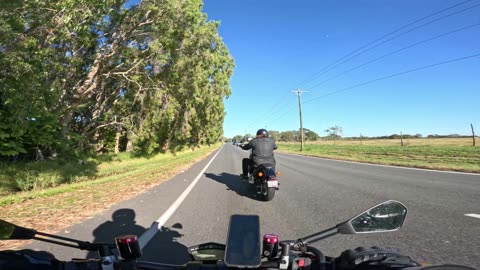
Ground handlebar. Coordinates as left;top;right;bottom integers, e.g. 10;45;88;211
3;247;468;270
63;260;280;270
61;245;313;270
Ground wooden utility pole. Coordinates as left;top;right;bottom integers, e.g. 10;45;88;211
471;123;476;146
292;89;307;151
400;131;404;146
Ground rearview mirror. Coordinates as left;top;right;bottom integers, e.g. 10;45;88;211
0;219;36;240
337;200;407;234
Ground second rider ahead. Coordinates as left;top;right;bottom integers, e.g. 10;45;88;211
240;129;277;180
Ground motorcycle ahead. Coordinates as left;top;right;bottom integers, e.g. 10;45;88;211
247;163;279;201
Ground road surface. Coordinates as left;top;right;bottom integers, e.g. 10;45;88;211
27;144;480;267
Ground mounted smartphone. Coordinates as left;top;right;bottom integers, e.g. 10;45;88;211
224;215;261;268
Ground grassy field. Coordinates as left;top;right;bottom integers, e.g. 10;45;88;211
307;137;476;146
278;138;480;173
0;144;220;249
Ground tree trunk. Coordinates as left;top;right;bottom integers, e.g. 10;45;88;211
115;129;121;154
35;147;45;161
126;135;133;152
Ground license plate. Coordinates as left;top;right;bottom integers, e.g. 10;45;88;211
267;180;278;188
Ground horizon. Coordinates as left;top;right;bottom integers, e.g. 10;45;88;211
228;130;476;139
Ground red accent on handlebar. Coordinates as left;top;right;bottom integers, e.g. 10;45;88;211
116;235;142;260
116;235;138;244
263;234;279;243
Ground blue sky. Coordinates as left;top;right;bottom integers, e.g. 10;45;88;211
202;0;480;138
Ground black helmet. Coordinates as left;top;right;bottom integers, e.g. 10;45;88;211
256;129;268;138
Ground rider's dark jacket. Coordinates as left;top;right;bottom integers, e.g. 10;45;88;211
241;137;277;166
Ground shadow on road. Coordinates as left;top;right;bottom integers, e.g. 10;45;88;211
140;223;190;264
204;172;263;201
88;208;146;258
88;209;190;264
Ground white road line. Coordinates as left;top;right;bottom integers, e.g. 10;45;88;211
465;213;480;219
138;145;224;249
278;152;480;176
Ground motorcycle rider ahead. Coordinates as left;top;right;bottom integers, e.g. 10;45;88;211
241;129;277;180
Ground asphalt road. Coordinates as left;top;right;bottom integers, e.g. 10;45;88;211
27;144;480;267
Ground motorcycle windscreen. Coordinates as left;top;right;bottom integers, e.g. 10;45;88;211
224;215;261;268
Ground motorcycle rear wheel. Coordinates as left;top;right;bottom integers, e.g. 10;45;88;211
263;185;275;201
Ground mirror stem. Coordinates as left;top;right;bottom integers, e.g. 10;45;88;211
36;231;87;245
299;226;338;245
35;231;99;251
33;236;81;249
303;232;339;245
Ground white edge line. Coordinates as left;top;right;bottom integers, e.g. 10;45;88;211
465;213;480;219
138;145;224;249
277;151;480;176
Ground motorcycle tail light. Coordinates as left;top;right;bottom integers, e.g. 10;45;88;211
263;234;279;258
116;235;142;260
258;172;264;177
276;171;281;176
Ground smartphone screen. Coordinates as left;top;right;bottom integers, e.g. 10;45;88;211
224;215;261;267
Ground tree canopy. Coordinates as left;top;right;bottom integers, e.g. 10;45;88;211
0;0;234;160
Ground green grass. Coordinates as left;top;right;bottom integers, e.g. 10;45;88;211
0;144;221;206
0;144;221;250
278;142;480;173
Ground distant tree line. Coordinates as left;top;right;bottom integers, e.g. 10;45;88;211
232;126;475;143
347;134;475;140
346;134;422;140
233;128;320;143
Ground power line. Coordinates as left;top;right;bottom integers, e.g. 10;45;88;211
305;23;480;91
243;86;306;132
231;1;480;136
230;90;291;136
262;98;296;124
296;0;479;88
265;106;297;127
241;52;480;134
266;93;293;116
266;53;480;128
243;90;292;130
302;52;480;105
263;89;311;128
